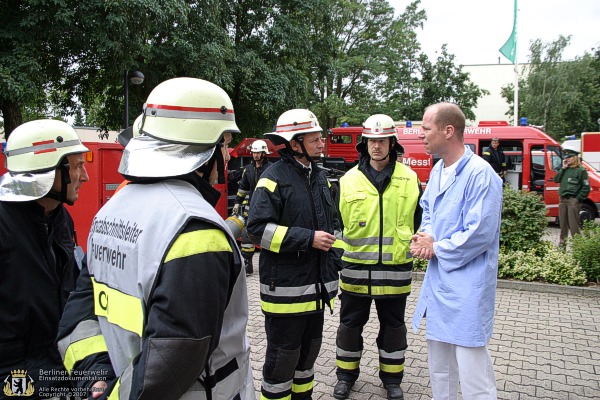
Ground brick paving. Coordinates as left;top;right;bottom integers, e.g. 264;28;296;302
245;225;600;399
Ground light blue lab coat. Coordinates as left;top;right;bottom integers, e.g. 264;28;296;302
412;146;503;347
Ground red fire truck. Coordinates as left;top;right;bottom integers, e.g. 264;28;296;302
328;121;600;223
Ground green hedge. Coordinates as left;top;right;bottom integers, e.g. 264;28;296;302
410;187;595;286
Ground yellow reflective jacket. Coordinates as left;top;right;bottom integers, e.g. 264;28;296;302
339;161;420;297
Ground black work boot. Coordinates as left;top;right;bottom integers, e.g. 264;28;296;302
333;380;354;399
384;384;404;400
244;257;253;275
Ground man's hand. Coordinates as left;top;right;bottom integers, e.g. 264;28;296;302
90;381;108;399
232;204;240;215
312;231;337;251
410;232;435;260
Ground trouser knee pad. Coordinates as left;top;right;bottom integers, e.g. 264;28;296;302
264;345;301;383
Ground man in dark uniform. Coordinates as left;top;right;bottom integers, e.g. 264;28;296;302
482;138;508;181
247;108;343;400
0;120;90;398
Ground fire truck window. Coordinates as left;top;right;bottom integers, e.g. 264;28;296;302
548;146;562;171
330;135;352;144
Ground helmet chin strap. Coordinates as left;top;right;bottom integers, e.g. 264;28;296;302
45;160;73;205
292;136;319;167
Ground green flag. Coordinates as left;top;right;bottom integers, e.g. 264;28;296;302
499;0;517;63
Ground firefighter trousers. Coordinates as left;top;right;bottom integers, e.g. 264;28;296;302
335;294;408;385
261;313;324;400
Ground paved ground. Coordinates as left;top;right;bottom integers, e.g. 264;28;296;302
245;224;600;399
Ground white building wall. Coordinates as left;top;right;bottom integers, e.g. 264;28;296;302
463;64;528;124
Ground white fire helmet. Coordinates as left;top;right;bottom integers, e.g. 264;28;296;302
265;109;322;145
119;78;240;178
250;139;271;154
0;119;89;202
362;114;397;139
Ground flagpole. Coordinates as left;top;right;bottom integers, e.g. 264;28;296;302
499;0;519;125
513;4;519;126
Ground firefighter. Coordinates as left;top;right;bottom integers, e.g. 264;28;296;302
0;120;90;396
482;138;508;181
233;139;273;274
246;108;343;400
56;77;253;399
333;114;422;400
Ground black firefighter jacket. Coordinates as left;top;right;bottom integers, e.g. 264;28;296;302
247;150;343;317
0;201;80;393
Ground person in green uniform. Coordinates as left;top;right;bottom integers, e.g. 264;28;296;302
553;149;590;246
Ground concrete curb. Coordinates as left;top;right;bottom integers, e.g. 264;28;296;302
412;271;600;297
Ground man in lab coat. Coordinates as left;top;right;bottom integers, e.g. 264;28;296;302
411;102;502;400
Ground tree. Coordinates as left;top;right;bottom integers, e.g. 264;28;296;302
501;36;600;139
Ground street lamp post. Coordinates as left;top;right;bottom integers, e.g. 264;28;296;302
124;70;145;129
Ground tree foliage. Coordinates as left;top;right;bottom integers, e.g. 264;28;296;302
501;36;600;139
1;0;488;138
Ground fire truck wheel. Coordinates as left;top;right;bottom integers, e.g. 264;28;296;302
579;202;595;226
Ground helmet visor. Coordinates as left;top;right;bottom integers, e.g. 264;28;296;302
0;170;55;202
119;135;216;178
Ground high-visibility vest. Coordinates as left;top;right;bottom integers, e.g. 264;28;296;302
339;163;420;297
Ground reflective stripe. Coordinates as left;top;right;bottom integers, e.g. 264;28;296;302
325;280;339;294
261;300;322;314
379;349;406;359
363;127;395;135
260;282;337;298
260;283;316;297
336;359;360;370
58;320;108;373
144;103;235;121
237;189;250;196
5;139;82;157
261;223;288;253
292;381;314;393
261;395;291;400
165;229;232;263
294;369;314;379
380;363;404;373
91;278;144;336
58;319;103;360
62;335;108;373
256;178;277;192
341;270;412;281
343;236;393;246
340;282;411;296
262;379;292;393
337;348;362;358
343;251;393;262
277;121;316;133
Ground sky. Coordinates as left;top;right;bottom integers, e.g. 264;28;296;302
389;0;600;65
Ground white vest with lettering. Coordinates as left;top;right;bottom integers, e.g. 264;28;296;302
87;179;251;400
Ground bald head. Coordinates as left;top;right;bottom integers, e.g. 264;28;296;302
424;103;466;142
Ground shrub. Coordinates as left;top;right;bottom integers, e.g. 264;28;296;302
413;257;428;272
500;186;548;252
498;242;587;286
570;221;600;282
